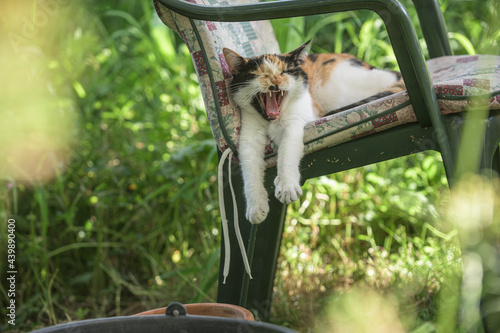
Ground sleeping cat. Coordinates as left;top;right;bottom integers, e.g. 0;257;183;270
223;40;405;224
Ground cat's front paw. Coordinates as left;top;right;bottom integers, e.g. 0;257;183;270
274;176;303;204
246;199;269;224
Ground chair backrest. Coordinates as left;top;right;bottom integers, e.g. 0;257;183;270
154;0;280;154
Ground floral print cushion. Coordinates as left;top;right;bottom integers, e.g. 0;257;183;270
429;55;500;113
154;0;280;155
153;0;500;167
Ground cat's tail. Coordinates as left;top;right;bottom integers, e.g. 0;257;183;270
324;73;406;116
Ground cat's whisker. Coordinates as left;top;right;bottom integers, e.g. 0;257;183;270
229;82;250;87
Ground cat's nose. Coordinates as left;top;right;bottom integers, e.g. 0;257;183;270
269;84;280;91
270;77;281;85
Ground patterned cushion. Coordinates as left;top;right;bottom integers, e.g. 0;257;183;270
154;0;500;167
301;55;500;165
154;0;280;156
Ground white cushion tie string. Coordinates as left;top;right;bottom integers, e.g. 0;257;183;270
218;148;253;283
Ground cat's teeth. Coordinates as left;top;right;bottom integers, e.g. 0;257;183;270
280;91;284;96
269;92;272;97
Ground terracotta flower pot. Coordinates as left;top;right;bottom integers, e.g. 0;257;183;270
133;303;254;321
34;303;296;332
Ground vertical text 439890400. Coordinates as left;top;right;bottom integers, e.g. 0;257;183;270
6;219;17;326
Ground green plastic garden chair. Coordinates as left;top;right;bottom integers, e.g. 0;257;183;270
153;0;500;327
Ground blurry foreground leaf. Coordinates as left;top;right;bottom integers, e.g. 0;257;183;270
0;1;78;183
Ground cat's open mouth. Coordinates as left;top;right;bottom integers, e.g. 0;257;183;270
258;91;287;120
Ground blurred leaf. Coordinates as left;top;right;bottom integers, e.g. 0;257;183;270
448;32;476;55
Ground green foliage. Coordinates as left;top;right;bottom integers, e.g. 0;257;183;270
1;0;498;332
1;1;219;331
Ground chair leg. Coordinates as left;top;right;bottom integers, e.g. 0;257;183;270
437;112;500;331
245;169;288;321
442;110;500;184
480;111;500;176
440;117;462;186
217;162;287;322
479;118;500;332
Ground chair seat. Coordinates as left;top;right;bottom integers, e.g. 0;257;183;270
261;54;500;167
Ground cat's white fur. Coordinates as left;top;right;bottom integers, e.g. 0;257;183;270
234;65;314;223
311;61;399;112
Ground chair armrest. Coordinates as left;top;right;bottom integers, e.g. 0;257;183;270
157;0;440;127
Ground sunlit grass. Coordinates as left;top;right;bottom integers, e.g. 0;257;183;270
270;154;460;331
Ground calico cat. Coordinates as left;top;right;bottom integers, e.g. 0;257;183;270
223;40;405;224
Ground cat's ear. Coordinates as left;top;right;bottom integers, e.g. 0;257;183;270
288;39;312;66
223;48;247;75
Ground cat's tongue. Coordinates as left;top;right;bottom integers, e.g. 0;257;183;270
265;92;280;118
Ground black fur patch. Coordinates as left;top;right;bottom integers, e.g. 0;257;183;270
307;54;319;62
283;55;303;67
322;58;336;66
348;58;365;67
275;55;287;62
250;95;269;120
283;67;308;85
228;72;256;93
366;91;394;100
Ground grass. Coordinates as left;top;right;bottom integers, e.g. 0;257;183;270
0;0;499;332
